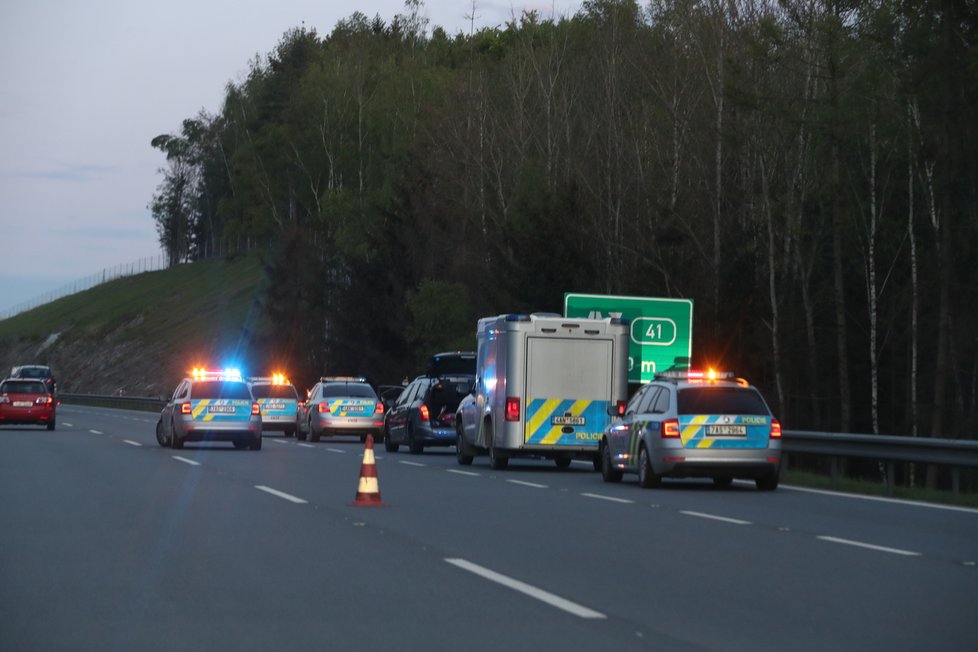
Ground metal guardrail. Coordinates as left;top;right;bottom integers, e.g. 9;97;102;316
782;429;978;496
59;393;166;413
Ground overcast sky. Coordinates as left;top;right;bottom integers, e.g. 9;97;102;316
0;0;581;317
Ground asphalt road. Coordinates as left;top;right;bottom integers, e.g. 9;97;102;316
2;405;976;651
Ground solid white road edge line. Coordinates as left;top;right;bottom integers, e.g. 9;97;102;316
445;558;606;619
255;485;308;504
507;479;547;489
172;456;200;466
581;492;634;504
779;483;978;514
817;535;921;556
680;510;752;525
123;440;142;447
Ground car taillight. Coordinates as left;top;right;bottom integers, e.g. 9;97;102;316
770;419;782;438
252;402;261;415
375;402;385;415
318;402;330;413
614;400;626;417
419;404;429;422
661;418;680;438
180;403;192;415
505;397;520;422
34;396;52;405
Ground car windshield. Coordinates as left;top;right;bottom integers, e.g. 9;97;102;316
1;381;47;394
323;383;376;399
17;368;50;379
189;381;252;400
677;387;770;415
428;354;476;377
251;384;298;400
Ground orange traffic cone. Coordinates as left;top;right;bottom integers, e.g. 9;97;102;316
353;434;385;507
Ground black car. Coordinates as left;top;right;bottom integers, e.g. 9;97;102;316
385;375;474;454
10;365;57;395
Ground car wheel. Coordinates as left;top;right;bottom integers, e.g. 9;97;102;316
233;439;248;449
600;441;623;483
554;457;572;469
592;454;601;472
47;419;56;431
309;419;320;443
251;435;262;451
297;422;307;441
488;430;508;470
155;420;167;447
456;425;474;466
756;473;779;491
713;476;733;488
637;445;661;488
408;426;423;455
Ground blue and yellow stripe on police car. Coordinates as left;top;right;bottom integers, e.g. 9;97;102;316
328;399;374;417
189;399;250;422
678;415;770;449
524;398;608;446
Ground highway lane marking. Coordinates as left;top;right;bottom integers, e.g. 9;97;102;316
326;448;346;453
89;430;104;434
445;558;606;620
297;443;315;449
507;479;547;489
581;493;634;504
680;510;751;525
447;469;480;477
63;422;73;427
780;484;978;514
399;461;426;467
255;485;308;504
817;535;921;557
123;440;142;447
270;439;291;444
172;456;200;466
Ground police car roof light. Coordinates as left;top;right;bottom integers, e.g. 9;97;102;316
191;367;243;382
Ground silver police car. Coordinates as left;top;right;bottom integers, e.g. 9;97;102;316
156;368;263;450
298;377;385;443
599;371;782;490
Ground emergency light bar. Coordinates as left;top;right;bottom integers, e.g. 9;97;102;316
655;369;747;386
320;376;367;383
191;367;243;382
250;373;290;385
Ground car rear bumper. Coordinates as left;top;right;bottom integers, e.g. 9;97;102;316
0;406;55;424
175;418;262;441
653;448;781;478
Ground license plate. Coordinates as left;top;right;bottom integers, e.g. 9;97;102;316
343;405;366;413
13;401;32;407
265;402;285;410
551;415;585;426
708;425;746;436
208;406;235;414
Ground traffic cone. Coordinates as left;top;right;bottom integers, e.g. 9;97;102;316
353;434;385;507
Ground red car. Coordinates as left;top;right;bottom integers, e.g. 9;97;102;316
0;378;57;430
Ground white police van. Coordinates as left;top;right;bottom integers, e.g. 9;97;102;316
455;314;629;469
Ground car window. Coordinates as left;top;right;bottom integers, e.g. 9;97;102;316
651;388;670;413
189;381;252;400
251;384;299;400
322;383;377;399
677;387;770;415
625;386;650;414
636;387;661;414
1;381;46;393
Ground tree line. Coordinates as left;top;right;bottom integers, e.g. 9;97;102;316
150;0;977;443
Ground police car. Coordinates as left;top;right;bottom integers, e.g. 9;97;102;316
599;370;782;490
156;368;263;450
298;377;384;443
248;373;300;438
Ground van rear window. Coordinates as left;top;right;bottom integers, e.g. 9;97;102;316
251;384;298;400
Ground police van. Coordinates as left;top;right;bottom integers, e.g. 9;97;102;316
455;313;629;469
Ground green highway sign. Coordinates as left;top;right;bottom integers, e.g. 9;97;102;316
564;293;693;384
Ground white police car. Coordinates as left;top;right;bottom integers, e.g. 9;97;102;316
156;368;263;450
599;370;782;490
248;373;300;438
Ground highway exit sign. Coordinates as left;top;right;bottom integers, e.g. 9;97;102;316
564;293;693;384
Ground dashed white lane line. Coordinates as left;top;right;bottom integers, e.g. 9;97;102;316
508;479;547;489
326;448;346;453
680;511;752;525
581;493;634;504
399;460;426;467
297;443;315;449
172;456;200;466
123;440;142;447
817;536;921;557
447;469;480;477
63;422;73;427
446;558;606;620
89;430;103;435
270;439;291;444
255;485;308;504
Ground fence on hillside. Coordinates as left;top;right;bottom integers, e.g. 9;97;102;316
0;239;257;320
